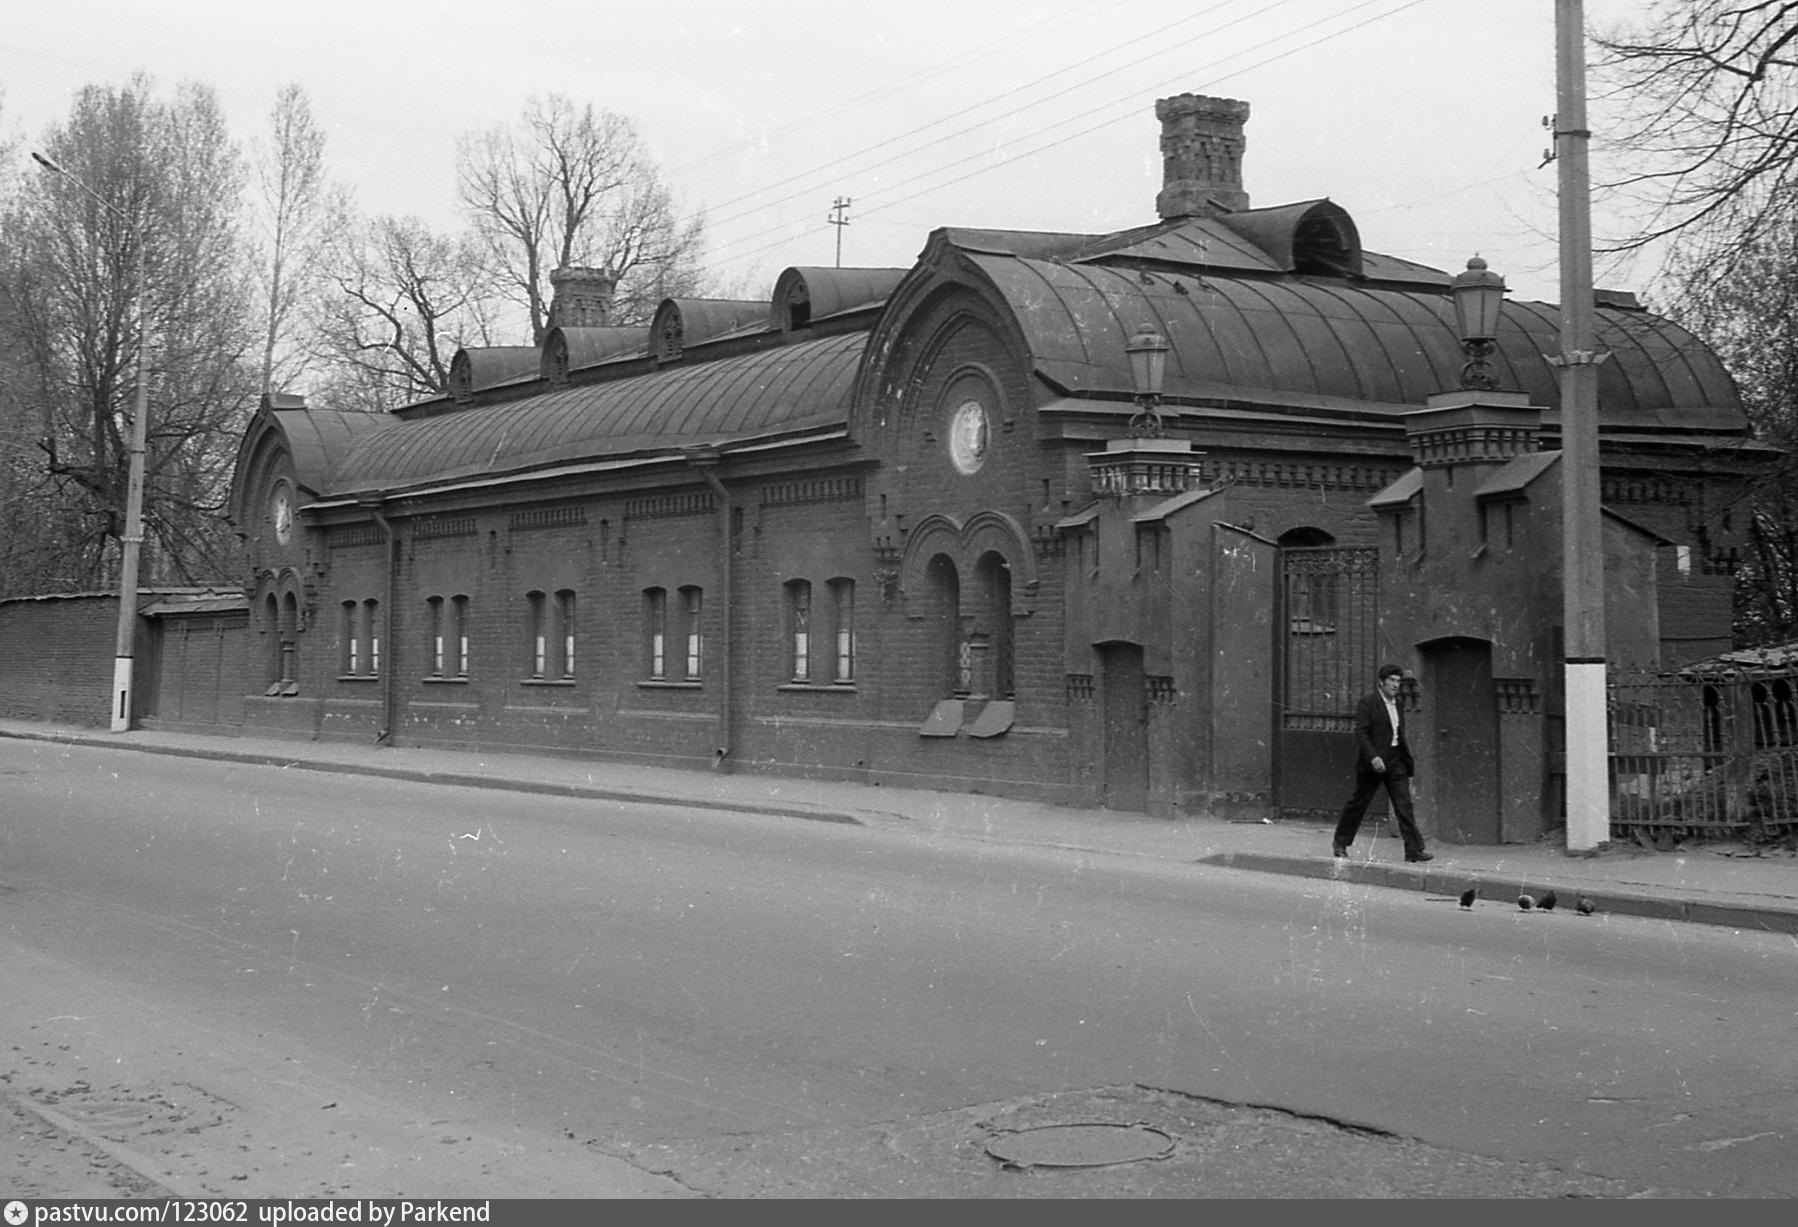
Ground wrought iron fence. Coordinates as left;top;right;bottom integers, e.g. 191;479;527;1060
1609;668;1798;842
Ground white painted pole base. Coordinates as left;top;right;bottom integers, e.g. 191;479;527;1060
111;656;134;733
1564;660;1609;852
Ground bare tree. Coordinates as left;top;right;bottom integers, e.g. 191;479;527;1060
455;95;707;341
250;83;346;397
1;76;256;594
311;213;492;414
1662;227;1798;645
1594;2;1798;293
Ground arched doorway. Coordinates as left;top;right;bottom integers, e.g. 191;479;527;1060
1097;640;1149;811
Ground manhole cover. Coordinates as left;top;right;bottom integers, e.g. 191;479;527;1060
985;1122;1176;1169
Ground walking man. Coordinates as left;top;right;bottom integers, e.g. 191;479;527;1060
1333;663;1432;862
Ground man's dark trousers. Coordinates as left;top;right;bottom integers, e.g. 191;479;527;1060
1334;761;1426;858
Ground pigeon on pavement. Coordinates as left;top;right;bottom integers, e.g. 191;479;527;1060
1518;893;1536;911
1538;890;1558;911
1576;895;1596;915
1459;888;1477;910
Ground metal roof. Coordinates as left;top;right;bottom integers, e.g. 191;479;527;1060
323;331;864;495
968;252;1743;426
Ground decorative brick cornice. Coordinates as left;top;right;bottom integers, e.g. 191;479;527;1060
762;476;864;507
414;515;477;540
509;506;587;532
1204;458;1403;492
328;525;384;549
625;492;714;520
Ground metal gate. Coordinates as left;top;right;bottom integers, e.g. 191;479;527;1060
1276;546;1379;817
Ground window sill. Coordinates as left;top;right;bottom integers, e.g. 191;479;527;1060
337;674;380;683
638;680;703;690
520;677;577;688
423;675;470;685
777;683;858;693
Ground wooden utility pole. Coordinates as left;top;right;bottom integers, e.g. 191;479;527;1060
828;196;852;267
1554;0;1610;851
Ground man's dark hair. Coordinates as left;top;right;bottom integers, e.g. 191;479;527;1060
1378;663;1404;681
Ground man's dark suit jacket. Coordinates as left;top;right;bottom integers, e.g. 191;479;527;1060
1352;690;1415;776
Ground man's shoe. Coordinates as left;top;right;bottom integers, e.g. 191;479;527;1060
1406;851;1434;863
1332;845;1348;858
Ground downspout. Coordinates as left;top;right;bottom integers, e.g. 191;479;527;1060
686;447;733;770
358;492;399;745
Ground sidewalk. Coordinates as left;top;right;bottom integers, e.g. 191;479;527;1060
5;718;1797;936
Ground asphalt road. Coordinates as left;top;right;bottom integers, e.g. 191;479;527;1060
2;738;1795;1197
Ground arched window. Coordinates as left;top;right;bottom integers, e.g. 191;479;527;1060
364;599;380;675
451;595;470;677
278;590;299;694
427;596;446;676
974;552;1014;699
526;590;548;678
786;579;812;682
828;578;855;684
556;589;577;679
924;554;962;697
644;587;667;680
263;592;282;691
342;598;378;677
1279;527;1339;634
680;586;704;680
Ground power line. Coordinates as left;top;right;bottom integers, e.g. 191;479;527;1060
667;0;1133;178
701;0;1428;274
695;0;1275;231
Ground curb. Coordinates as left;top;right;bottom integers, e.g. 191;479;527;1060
0;728;865;826
5;1091;197;1197
1197;851;1798;936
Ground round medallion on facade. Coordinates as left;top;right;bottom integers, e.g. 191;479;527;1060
271;484;294;546
948;398;989;475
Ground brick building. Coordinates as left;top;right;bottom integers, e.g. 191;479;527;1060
205;93;1767;840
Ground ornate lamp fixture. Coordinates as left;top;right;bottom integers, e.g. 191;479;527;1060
1125;326;1170;437
1451;255;1507;390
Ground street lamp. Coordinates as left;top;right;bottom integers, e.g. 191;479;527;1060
33;151;151;733
1450;255;1507;390
1125;326;1170;438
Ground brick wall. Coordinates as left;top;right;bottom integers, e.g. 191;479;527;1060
0;594;131;726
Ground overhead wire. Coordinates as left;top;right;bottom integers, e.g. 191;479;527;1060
667;0;1137;178
691;0;1260;226
699;0;1431;275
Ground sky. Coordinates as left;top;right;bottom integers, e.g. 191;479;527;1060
0;0;1667;309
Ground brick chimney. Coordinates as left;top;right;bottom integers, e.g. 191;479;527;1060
1155;94;1250;219
548;266;616;329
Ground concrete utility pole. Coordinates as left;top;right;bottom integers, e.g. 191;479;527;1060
1553;0;1610;851
33;152;151;733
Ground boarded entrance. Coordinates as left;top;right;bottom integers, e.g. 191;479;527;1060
1423;638;1499;843
1098;641;1149;811
1276;546;1379;817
